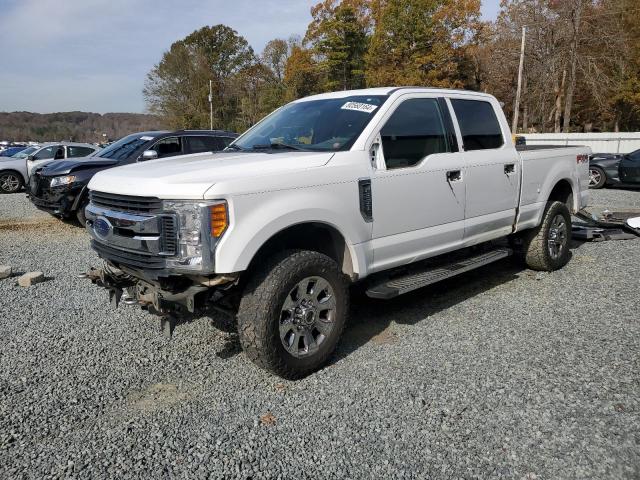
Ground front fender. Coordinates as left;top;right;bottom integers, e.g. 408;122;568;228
214;183;371;276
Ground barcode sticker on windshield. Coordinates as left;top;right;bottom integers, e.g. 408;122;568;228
140;136;154;141
341;102;378;113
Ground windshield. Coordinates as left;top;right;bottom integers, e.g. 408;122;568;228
232;95;388;152
11;146;37;159
95;133;156;160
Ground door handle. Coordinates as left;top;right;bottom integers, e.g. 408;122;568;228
504;163;516;174
446;170;462;182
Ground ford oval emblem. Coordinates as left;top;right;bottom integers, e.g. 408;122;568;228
94;217;112;239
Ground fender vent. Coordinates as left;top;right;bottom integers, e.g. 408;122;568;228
358;179;373;223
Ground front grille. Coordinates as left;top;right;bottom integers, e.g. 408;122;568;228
91;240;166;270
90;191;162;214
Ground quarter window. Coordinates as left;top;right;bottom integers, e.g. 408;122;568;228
451;99;504;150
380;98;451;170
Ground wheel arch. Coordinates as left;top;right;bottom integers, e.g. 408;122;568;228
0;168;27;184
241;221;359;281
547;178;575;212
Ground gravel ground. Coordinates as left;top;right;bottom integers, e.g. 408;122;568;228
0;189;639;479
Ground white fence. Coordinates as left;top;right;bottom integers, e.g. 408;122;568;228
522;132;640;154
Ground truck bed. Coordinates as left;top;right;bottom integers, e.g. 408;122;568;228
515;145;591;231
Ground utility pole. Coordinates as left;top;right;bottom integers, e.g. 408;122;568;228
208;79;213;130
512;26;526;133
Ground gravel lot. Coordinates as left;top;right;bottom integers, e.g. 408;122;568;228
1;189;639;479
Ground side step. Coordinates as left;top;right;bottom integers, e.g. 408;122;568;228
366;247;512;299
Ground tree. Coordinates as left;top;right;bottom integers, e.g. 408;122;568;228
283;45;322;100
144;25;255;129
305;0;371;90
261;39;289;82
365;0;481;88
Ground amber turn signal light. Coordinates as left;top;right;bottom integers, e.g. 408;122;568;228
209;203;228;237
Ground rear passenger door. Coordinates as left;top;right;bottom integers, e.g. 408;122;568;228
449;97;520;244
368;94;466;273
184;135;224;154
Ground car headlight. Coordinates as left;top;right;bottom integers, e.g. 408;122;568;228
162;200;228;271
49;175;76;187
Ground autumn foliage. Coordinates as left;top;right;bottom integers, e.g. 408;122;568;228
144;0;640;133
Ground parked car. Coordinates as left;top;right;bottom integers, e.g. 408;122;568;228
28;130;237;225
588;149;640;188
0;142;98;193
0;146;29;157
83;87;590;378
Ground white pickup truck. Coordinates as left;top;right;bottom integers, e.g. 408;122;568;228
85;87;590;378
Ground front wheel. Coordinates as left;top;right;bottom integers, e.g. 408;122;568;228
0;171;24;193
520;201;572;271
76;198;89;227
237;250;348;379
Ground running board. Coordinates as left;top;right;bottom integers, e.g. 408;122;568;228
366;247;512;299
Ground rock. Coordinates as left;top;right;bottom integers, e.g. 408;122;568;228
0;265;11;279
17;272;44;287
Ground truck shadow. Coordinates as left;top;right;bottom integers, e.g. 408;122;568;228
333;259;525;362
205;251;589;364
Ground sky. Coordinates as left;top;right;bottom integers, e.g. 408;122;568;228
0;0;501;114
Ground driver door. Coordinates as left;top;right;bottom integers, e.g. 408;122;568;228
27;145;64;177
368;95;466;273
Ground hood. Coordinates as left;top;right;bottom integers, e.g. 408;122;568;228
41;158;119;176
88;151;334;199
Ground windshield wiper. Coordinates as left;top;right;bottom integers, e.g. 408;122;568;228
251;143;308;152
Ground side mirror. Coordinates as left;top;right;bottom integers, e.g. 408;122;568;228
26;154;34;161
141;150;158;161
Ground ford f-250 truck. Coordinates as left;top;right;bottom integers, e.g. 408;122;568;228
84;87;590;378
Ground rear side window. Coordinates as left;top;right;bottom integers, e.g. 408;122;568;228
451;99;504;150
184;136;222;154
68;146;95;158
380;98;451;170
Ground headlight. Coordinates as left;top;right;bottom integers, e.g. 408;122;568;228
162;200;228;271
49;175;76;187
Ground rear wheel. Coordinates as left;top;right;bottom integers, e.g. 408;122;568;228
0;171;23;193
588;166;606;189
521;201;572;271
237;250;348;379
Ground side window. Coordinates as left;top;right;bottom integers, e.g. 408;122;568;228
221;137;235;147
151;137;182;158
380;98;450;170
451;99;504;151
184;136;220;154
68;146;95;158
33;146;57;160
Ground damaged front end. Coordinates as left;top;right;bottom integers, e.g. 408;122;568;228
82;262;239;336
81;191;238;336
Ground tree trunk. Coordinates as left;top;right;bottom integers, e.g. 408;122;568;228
554;69;566;133
522;75;528;132
563;1;582;133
